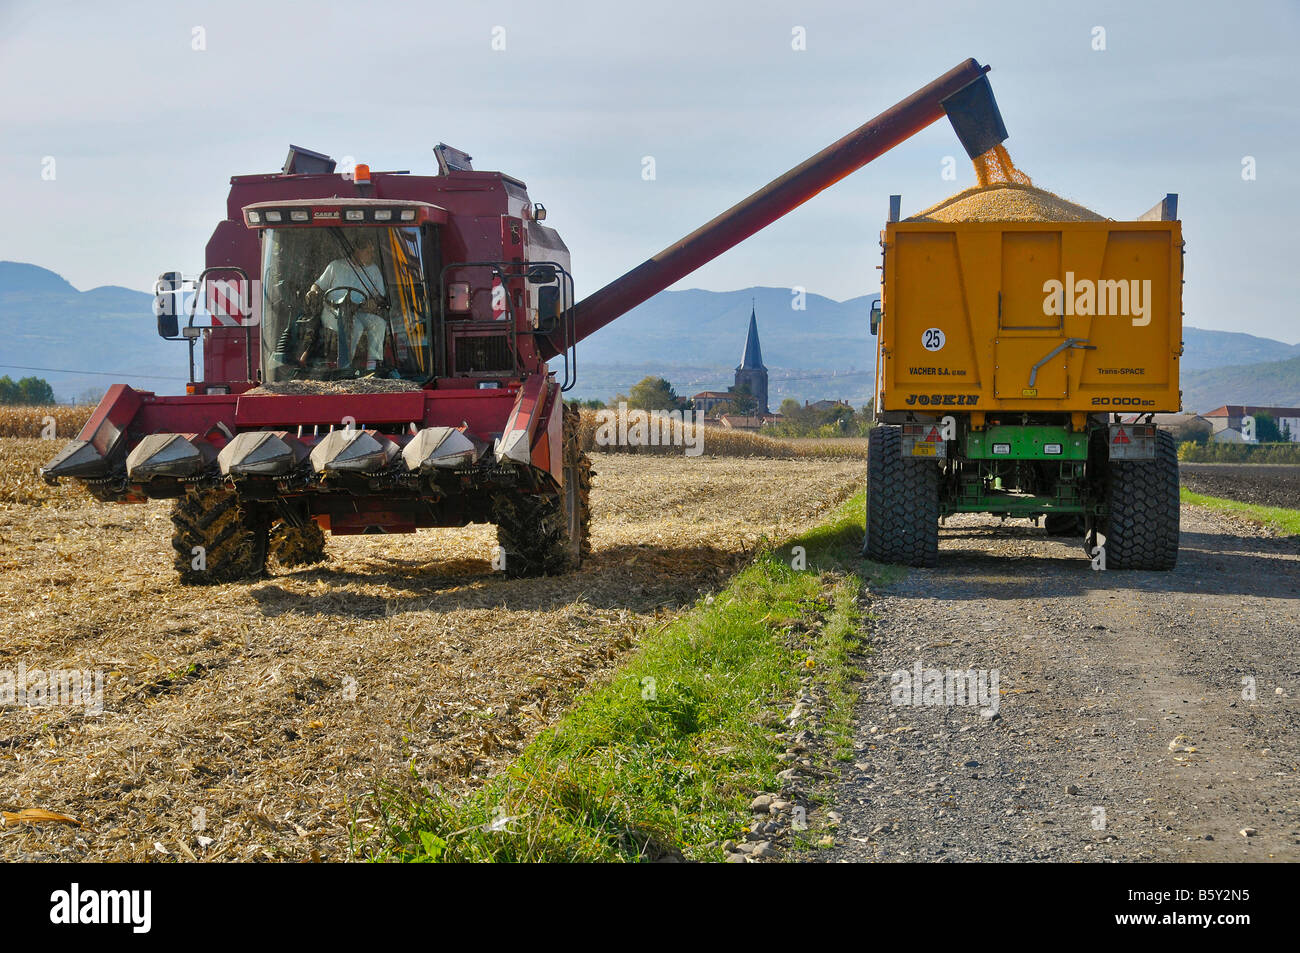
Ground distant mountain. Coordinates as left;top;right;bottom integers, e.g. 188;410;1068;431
587;288;1300;375
3;261;1297;410
0;260;78;295
1181;327;1300;370
574;286;877;405
567;361;874;409
581;286;877;371
576;285;1300;408
0;262;187;402
1182;355;1300;414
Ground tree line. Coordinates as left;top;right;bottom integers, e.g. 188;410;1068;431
572;375;874;437
0;376;55;405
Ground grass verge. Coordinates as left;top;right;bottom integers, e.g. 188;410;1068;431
1181;488;1300;535
358;491;886;862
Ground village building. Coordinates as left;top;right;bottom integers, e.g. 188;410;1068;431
1117;412;1213;443
1202;405;1300;442
804;399;853;413
717;414;770;432
690;391;734;415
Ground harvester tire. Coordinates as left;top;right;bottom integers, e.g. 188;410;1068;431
1044;513;1086;536
269;519;328;568
171;488;270;585
563;403;593;565
863;425;939;567
1102;430;1179;570
492;404;591;578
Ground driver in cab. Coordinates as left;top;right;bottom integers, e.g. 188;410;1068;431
299;243;389;370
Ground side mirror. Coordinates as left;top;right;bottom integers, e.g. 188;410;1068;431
869;299;882;335
154;271;180;339
535;285;561;331
526;264;558;284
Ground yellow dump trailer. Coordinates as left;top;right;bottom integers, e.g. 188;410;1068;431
865;196;1184;570
878;220;1182;415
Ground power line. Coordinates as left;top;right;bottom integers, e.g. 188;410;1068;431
769;370;874;383
0;363;183;382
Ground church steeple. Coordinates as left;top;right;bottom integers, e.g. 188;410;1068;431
739;301;765;370
733;299;769;416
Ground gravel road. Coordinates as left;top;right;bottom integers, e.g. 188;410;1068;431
814;504;1300;862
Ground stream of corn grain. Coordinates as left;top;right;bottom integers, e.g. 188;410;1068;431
907;146;1104;223
909;145;1102;223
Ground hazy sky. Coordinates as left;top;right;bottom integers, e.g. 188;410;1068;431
2;0;1298;341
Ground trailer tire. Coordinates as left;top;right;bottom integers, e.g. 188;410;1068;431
1102;430;1179;570
171;488;270;585
269;519;328;568
863;425;939;567
493;404;591;578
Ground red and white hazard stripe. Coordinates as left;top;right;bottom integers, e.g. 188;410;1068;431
206;278;248;326
491;277;507;320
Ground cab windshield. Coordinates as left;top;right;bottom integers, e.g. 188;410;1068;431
260;225;432;382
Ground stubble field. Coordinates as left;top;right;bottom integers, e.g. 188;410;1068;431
0;437;862;860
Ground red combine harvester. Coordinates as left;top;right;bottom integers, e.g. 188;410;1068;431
43;59;1008;583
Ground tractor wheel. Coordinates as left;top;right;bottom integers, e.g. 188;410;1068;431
492;404;591;578
863;425;939;567
171;488;270;585
269;519;328;568
1102;430;1179;570
1043;513;1086;537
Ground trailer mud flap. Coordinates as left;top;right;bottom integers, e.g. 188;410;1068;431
902;422;947;458
1108;422;1156;460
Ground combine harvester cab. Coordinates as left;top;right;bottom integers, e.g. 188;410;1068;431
867;194;1184;569
44;145;590;582
45;59;1015;584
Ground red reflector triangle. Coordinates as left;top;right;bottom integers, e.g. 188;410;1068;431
1113;428;1130;444
926;427;942;442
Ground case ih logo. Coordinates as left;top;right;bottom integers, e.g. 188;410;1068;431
1042;272;1152;326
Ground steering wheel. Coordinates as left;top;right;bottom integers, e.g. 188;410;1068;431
324;285;368;309
319;285;368;368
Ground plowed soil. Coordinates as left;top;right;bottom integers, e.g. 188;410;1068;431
1180;463;1300;510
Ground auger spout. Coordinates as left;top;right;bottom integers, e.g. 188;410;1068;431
541;57;1005;358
